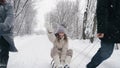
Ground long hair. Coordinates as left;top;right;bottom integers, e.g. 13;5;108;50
55;33;68;42
0;0;6;4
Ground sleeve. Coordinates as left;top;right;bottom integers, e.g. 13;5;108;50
61;42;68;62
0;3;14;31
97;0;109;33
45;23;56;43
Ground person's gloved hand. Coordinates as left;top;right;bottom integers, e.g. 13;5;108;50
97;33;104;38
45;22;54;33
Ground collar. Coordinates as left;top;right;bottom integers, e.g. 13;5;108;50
60;36;65;41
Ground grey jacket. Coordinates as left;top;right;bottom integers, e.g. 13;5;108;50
0;3;17;52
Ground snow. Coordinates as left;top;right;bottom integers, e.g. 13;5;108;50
7;0;120;68
8;35;120;68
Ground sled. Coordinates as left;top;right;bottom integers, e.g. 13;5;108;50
50;59;70;68
51;59;55;68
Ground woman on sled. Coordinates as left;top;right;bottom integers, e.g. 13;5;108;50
46;23;73;68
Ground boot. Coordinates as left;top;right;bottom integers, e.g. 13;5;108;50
65;56;72;65
53;55;61;68
64;56;72;68
57;64;64;68
64;64;70;68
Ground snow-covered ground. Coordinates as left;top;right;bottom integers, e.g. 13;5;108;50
7;35;120;68
7;1;120;68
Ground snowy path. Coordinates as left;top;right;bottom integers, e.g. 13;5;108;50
7;35;120;68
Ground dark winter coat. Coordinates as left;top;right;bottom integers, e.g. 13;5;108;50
0;3;17;52
97;0;120;43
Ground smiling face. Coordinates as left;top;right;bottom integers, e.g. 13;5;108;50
58;32;65;38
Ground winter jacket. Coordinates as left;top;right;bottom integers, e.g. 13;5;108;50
47;27;68;62
0;3;17;52
97;0;120;43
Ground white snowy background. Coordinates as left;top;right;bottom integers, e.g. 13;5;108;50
7;0;120;68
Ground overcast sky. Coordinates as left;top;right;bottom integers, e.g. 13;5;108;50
34;0;57;31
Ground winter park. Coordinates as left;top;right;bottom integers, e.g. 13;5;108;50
0;0;120;68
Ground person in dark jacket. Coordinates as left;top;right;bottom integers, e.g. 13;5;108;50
0;0;17;68
87;0;120;68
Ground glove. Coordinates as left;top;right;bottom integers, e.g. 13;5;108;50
45;22;54;33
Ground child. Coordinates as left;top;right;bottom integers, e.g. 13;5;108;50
46;23;73;68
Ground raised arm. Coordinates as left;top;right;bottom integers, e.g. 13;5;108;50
45;23;56;43
97;0;109;33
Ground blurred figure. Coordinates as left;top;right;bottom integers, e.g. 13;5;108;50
87;0;120;68
0;0;17;68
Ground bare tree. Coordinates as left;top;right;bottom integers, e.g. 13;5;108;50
7;0;37;36
82;0;97;41
46;0;80;39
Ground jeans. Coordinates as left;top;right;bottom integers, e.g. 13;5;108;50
0;36;9;68
87;41;114;68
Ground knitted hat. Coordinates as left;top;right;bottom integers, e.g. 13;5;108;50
57;26;65;33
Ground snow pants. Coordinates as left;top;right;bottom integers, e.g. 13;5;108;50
87;41;114;68
0;37;9;68
51;48;73;67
